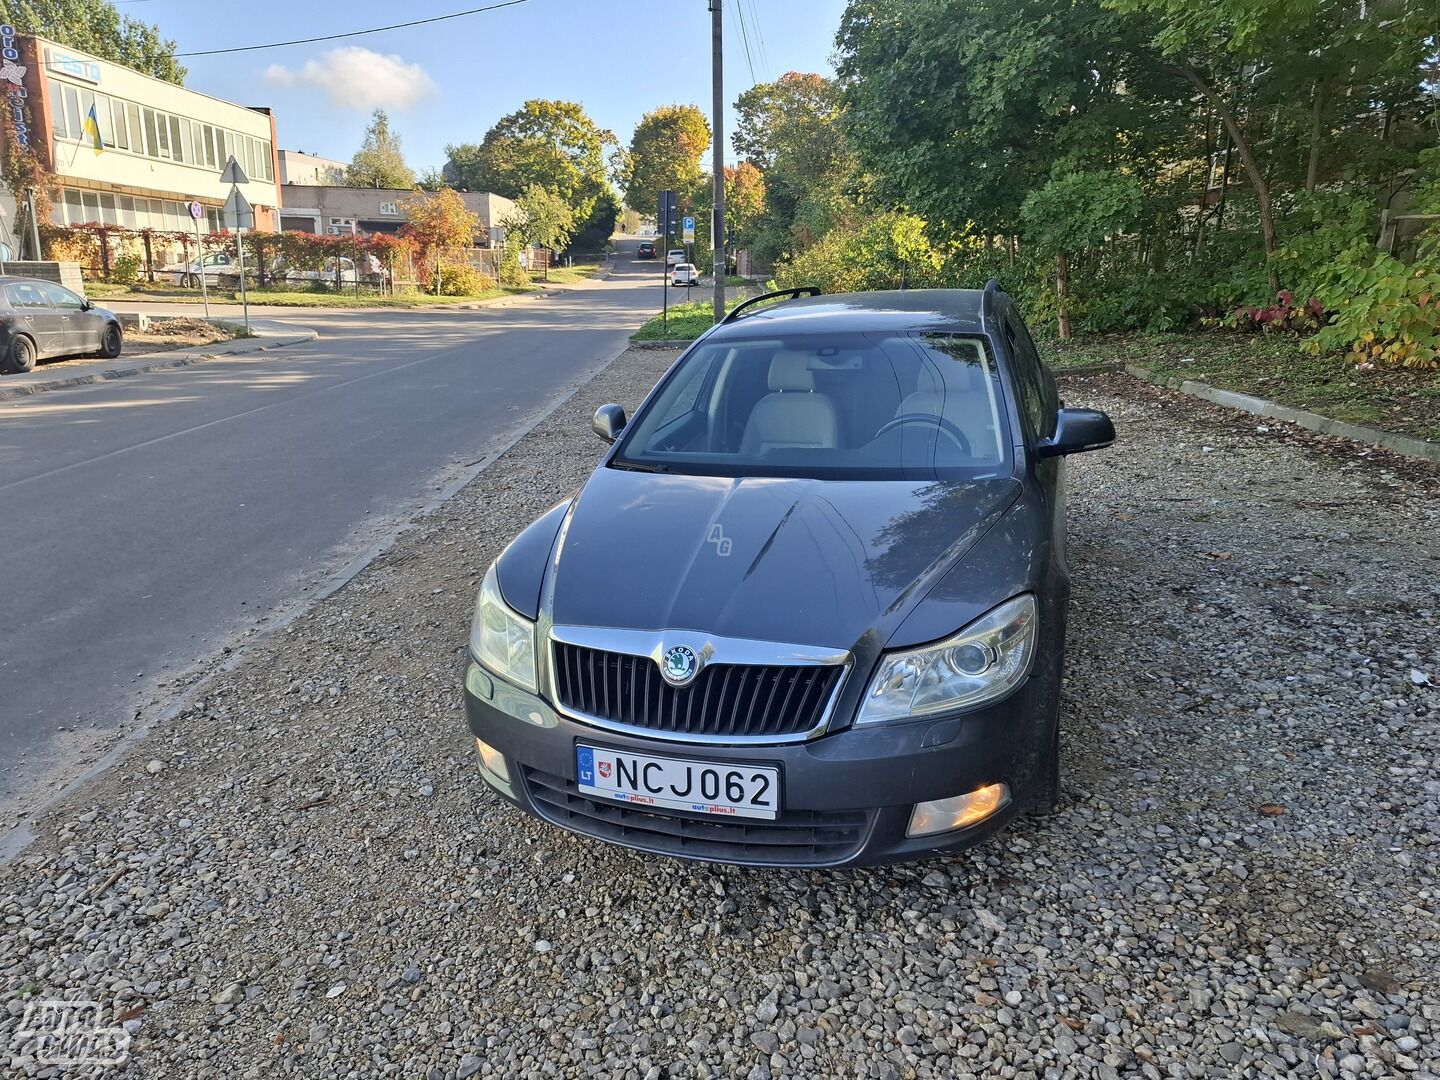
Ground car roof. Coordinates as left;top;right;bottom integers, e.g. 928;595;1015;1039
0;275;69;287
710;289;989;339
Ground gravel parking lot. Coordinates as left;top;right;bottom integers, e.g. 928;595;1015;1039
2;346;1437;1079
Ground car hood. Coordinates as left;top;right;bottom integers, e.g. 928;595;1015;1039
548;467;1021;651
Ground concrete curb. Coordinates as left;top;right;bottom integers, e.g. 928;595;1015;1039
0;322;319;402
1052;362;1123;378
1124;363;1440;465
630;338;694;350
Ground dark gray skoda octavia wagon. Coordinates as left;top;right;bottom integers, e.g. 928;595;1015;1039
463;283;1114;866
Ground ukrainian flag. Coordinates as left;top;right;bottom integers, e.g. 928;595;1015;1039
82;103;104;155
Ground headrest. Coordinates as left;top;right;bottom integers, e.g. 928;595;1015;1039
768;350;815;392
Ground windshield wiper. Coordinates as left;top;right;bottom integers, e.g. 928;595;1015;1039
611;459;671;473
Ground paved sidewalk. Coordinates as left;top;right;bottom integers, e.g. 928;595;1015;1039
0;319;319;401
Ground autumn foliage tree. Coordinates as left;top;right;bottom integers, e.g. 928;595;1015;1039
620;104;711;214
400;187;481;294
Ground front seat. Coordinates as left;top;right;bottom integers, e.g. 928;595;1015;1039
894;359;999;462
740;351;839;455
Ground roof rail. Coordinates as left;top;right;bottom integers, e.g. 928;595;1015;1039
720;286;822;325
980;277;1004;335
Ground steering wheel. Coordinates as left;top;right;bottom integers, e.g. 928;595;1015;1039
872;414;972;457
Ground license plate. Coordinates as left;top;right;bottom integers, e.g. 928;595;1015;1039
575;745;779;820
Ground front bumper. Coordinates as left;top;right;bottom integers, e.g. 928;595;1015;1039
463;661;1056;867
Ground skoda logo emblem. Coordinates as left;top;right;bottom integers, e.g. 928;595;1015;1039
661;645;699;687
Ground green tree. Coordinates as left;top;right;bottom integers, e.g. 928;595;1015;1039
836;1;1168;241
0;0;185;83
504;183;576;254
620;104;711;214
732;73;854;264
1104;0;1435;292
1020;169;1143;338
346;110;415;189
443;100;613;223
570;188;621;254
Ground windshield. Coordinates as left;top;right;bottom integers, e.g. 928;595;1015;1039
613;332;1011;480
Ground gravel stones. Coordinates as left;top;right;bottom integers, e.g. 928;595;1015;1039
0;355;1436;1078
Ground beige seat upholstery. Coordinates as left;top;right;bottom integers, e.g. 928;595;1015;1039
740;351;839;455
894;358;998;461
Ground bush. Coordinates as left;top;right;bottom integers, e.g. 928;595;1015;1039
1306;250;1440;368
1227;290;1326;334
775;212;944;294
111;252;142;287
435;261;496;296
496;246;529;287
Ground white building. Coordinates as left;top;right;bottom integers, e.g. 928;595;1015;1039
0;30;281;240
278;149;347;186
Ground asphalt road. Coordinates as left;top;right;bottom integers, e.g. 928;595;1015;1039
0;246;669;820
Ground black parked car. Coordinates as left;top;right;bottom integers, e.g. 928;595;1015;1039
464;283;1115;866
0;276;123;374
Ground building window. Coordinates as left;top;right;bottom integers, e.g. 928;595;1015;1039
62;84;82;140
327;217;355;235
60;188;83;224
379;201;398;216
141;108;159;158
77;87;96;135
110;98;128;150
47;79;68;137
127;102;142;154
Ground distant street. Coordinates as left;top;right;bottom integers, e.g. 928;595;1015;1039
0;247;662;818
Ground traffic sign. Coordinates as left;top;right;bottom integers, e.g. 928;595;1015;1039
222;188;253;230
188;201;203;220
219;155;248;186
682;215;695;242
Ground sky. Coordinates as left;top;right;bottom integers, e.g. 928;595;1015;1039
120;0;851;174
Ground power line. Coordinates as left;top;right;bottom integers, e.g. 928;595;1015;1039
746;0;770;78
733;0;758;86
173;0;531;58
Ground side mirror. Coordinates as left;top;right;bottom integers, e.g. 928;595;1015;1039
1036;408;1115;458
592;403;627;444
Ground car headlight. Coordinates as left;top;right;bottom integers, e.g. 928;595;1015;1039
469;564;537;692
857;594;1037;724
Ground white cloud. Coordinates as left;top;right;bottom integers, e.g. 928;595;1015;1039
263;47;436;111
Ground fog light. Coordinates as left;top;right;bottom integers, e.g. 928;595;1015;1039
907;783;1010;838
475;738;509;783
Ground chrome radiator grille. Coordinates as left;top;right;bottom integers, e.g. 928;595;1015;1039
552;642;842;740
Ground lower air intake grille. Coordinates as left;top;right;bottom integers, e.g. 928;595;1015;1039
522;766;871;866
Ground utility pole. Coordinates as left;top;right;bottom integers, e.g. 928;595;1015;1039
709;0;725;324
